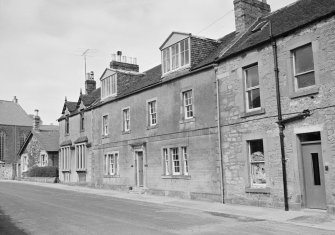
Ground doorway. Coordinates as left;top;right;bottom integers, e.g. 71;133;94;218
135;151;144;187
299;132;326;209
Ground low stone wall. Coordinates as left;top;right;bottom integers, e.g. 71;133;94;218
21;177;58;183
0;163;14;180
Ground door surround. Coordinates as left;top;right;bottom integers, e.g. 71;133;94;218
132;144;146;187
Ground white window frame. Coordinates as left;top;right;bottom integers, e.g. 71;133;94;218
162;38;190;75
122;108;130;132
104;151;119;176
183;90;193;119
292;43;315;90
75;143;86;171
244;64;261;112
40;153;48;167
148;100;157;126
102;115;109;136
101;74;117;99
248;139;266;188
162;146;189;176
60;146;71;171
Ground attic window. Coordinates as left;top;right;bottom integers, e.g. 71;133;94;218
162;38;190;75
101;74;117;99
251;21;268;33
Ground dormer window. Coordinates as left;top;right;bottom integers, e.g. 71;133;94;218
101;74;117;99
162;38;190;74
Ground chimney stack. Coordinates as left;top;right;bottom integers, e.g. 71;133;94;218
110;51;139;72
85;71;96;94
33;109;41;132
234;0;270;33
13;96;18;104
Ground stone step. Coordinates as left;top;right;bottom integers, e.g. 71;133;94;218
129;187;146;194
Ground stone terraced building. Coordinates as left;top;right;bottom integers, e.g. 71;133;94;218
58;0;335;213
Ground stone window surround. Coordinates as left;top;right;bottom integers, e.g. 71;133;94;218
39;151;48;167
179;87;195;123
79;112;85;132
104;150;120;178
285;34;320;99
161;144;191;180
122;106;131;134
238;51;266;118
146;97;158;129
60;146;71;172
0;130;5;161
242;133;270;194
101;113;109;137
65;116;70;136
75;143;86;172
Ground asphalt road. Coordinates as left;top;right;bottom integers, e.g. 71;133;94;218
0;182;333;235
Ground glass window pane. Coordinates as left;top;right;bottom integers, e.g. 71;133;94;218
245;66;259;88
294;44;314;74
251;162;266;184
249;139;264;158
296;72;315;88
247;88;260;109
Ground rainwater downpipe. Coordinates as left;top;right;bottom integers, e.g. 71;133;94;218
214;64;225;204
270;22;289;211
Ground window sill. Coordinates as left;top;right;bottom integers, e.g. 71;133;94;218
147;124;158;130
161;175;191;180
241;108;265;118
101;135;109;139
290;86;319;99
61;170;71;173
104;175;120;178
245;187;270;194
76;170;87;173
179;117;195;124
80;129;85;133
122;130;131;135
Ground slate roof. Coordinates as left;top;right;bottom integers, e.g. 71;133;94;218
0;100;32;126
33;129;59;152
80;87;101;107
218;0;335;62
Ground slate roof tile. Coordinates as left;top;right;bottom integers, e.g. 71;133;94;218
0;100;32;126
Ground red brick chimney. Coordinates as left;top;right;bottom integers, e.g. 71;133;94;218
85;71;96;94
234;0;271;33
110;51;139;72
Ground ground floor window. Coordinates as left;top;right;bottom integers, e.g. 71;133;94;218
162;147;189;176
248;139;266;187
60;146;71;171
40;154;48;167
104;152;119;176
75;144;86;171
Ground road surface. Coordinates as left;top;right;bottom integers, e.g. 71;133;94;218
0;182;333;235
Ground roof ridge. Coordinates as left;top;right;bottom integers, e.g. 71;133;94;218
263;0;300;20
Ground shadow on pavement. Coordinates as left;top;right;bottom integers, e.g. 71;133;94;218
0;208;28;235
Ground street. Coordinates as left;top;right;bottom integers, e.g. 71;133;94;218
0;182;333;235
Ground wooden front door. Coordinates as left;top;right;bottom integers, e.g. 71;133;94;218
302;142;327;209
136;151;144;187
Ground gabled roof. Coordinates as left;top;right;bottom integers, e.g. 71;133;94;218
0;100;32;126
18;127;60;156
61;101;77;114
78;88;101;107
218;0;335;62
159;31;191;50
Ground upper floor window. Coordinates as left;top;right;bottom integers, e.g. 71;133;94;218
292;44;315;90
102;115;109;136
75;143;86;171
183;90;193;119
65;116;69;135
101;74;117;99
248;139;266;188
0;131;5;161
122;108;130;132
162;38;190;74
148;100;157;126
80;112;85;132
244;64;261;112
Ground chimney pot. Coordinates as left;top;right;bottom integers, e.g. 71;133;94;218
33;109;40;131
13;96;18;104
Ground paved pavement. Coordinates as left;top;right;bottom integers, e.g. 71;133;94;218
0;180;334;234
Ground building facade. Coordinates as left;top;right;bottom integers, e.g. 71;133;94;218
0;97;31;179
58;0;335;213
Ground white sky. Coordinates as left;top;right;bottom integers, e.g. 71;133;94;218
0;0;296;125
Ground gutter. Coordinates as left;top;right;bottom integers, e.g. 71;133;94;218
270;21;289;211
